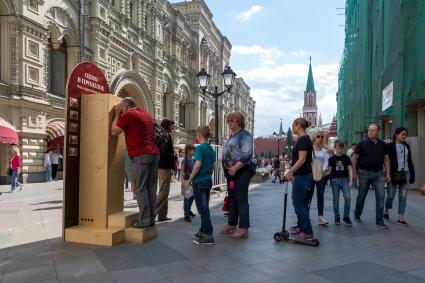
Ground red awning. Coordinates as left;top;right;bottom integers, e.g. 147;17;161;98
0;117;19;145
47;121;65;148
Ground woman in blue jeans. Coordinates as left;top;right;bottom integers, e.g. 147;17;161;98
384;127;415;226
284;118;315;240
311;132;330;225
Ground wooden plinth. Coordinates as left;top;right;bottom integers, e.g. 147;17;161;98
64;226;124;246
125;226;158;244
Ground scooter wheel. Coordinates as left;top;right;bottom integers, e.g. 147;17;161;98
274;232;283;242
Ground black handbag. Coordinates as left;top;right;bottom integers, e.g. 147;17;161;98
7;168;13;176
392;144;407;185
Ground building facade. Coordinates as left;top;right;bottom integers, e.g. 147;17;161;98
0;0;255;183
338;0;425;188
302;58;317;127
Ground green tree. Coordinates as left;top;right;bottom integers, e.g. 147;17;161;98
285;127;293;160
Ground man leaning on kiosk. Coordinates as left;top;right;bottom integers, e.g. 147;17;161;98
111;97;160;230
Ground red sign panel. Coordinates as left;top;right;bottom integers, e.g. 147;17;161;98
64;62;110;228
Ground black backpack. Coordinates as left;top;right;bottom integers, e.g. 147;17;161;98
154;121;169;147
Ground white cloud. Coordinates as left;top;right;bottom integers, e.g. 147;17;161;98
237;5;263;21
238;63;338;137
290;50;307;57
232;45;283;67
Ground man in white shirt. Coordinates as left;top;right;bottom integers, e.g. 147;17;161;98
50;150;63;181
44;151;52;182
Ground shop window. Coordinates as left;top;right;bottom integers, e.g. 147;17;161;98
47;38;68;97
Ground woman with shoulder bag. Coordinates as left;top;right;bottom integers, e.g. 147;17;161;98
180;144;196;222
311;132;330;225
220;112;254;239
384;127;415;226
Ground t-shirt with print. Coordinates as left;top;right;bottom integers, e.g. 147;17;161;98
291;135;313;175
328;154;352;179
193;143;216;184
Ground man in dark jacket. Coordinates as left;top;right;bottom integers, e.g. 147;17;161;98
156;119;177;221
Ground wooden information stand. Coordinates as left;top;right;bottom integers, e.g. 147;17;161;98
64;94;157;246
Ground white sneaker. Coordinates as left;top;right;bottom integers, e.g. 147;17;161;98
318;216;329;225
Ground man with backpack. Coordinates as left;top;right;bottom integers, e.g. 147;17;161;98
111;97;159;230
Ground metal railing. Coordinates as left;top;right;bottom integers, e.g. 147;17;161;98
211;144;227;192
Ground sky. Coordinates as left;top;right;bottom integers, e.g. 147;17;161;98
169;0;345;137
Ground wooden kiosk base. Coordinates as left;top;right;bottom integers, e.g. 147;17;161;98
65;212;157;246
64;94;157;246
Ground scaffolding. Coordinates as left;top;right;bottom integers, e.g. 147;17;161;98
338;0;425;143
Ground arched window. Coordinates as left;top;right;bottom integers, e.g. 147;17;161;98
162;94;167;118
47;38;68;97
179;102;185;128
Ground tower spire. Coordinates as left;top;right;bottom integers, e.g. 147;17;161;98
279;118;283;134
306;57;315;92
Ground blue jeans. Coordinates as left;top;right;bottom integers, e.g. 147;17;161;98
292;174;314;235
331;177;351;218
193;180;213;236
385;172;410;214
354;169;385;225
312;179;326;216
45;165;52;182
184;196;194;216
11;170;18;190
273;169;281;182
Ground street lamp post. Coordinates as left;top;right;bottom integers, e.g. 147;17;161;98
273;131;284;157
197;66;236;145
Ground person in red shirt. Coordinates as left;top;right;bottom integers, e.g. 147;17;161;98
111;97;159;230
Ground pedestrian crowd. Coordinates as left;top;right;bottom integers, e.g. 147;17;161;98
281;119;415;241
6;97;415;246
111;97;254;245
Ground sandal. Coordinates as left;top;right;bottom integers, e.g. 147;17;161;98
220;225;236;234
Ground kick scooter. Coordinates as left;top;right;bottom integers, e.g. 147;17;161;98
273;179;320;247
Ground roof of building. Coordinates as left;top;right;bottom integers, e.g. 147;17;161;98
306;57;315;92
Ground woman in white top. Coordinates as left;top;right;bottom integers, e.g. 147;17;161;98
311;132;330;225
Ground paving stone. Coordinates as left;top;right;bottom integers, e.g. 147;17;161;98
212;266;272;283
3;265;57;283
170;272;224;283
196;255;247;272
262;273;333;283
95;249;150;271
312;261;402;283
3;253;54;274
59;272;115;283
153;260;207;280
368;272;425;283
55;260;107;278
110;266;166;282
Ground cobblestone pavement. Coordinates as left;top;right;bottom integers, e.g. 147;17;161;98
1;179;425;283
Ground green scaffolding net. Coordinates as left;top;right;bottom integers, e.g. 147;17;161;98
338;0;425;144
